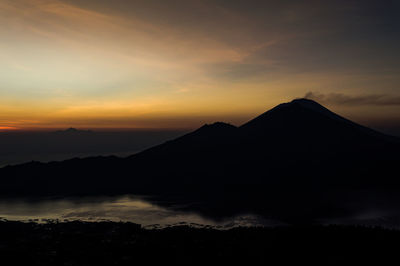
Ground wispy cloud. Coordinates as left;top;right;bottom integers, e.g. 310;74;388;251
305;92;400;106
1;0;400;129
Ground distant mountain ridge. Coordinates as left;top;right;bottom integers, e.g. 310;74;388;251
1;98;400;223
54;128;93;134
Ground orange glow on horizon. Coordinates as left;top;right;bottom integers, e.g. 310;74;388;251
0;126;18;131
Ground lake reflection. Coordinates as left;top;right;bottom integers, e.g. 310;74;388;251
0;196;271;228
1;195;400;229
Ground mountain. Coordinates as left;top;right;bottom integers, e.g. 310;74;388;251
53;128;93;134
1;99;399;223
240;98;393;149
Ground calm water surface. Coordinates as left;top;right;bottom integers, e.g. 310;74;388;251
0;196;273;229
1;195;398;229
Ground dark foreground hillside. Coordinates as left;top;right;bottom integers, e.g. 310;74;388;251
1;221;399;265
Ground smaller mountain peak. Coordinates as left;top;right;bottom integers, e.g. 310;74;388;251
194;122;237;135
172;122;237;143
196;122;237;132
54;128;93;134
200;122;236;129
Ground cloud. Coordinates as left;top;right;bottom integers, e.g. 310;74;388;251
304;92;400;106
1;0;400;129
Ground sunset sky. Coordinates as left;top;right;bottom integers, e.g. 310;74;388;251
1;0;399;132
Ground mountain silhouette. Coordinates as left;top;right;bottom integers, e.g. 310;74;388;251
1;99;399;223
53;128;93;134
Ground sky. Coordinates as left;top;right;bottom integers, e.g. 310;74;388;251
1;0;399;133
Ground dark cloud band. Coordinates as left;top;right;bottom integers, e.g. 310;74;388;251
305;92;400;106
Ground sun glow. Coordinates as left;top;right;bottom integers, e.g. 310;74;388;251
0;126;18;131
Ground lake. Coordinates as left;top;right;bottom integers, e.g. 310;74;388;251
0;195;399;229
0;195;275;229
